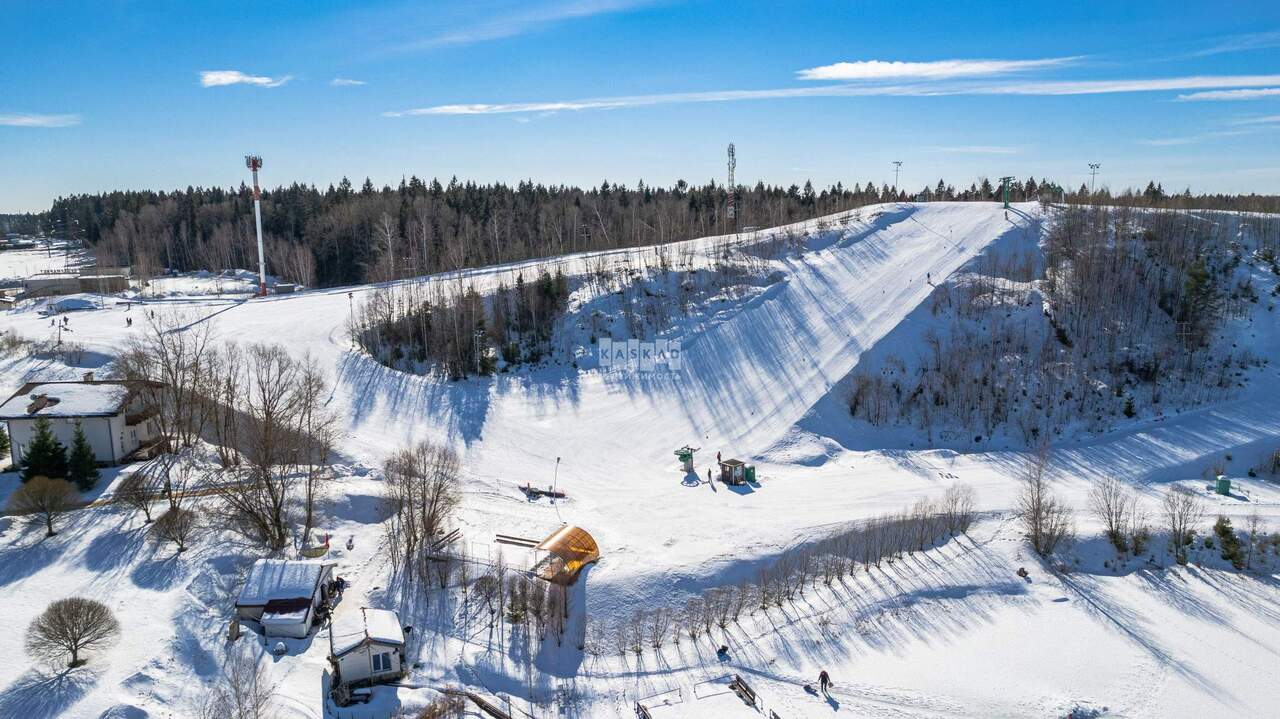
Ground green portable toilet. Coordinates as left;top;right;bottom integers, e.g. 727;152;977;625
745;464;756;483
1215;475;1231;496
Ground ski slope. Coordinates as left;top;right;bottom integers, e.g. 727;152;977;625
2;201;1280;718
1;203;1030;594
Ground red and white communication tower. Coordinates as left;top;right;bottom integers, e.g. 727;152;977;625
245;155;267;297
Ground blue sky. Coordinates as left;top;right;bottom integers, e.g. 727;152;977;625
2;0;1279;212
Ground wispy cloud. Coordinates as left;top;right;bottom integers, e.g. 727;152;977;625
1141;122;1269;145
388;73;1280;117
199;70;291;88
1228;114;1280;126
331;77;367;87
1192;30;1280;57
1177;87;1280;101
797;57;1074;81
923;145;1021;154
0;113;80;128
984;75;1280;96
390;0;654;52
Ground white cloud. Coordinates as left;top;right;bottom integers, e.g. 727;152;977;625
0;113;80;128
1138;129;1259;146
384;87;852;116
331;78;367;87
980;75;1280;96
392;0;653;52
1177;87;1280;101
797;57;1074;81
388;73;1280;117
1228;114;1280;126
1192;30;1280;57
923;145;1021;154
199;70;291;88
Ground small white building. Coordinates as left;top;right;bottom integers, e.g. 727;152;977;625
328;608;406;686
235;559;336;639
0;378;164;467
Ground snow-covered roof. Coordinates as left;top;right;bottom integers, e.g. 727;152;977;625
0;381;132;420
330;608;404;656
236;559;332;607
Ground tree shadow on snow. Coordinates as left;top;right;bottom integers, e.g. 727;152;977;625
338;349;496;447
0;666;99;719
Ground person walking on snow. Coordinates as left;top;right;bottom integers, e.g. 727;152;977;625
819;670;831;694
716;451;721;463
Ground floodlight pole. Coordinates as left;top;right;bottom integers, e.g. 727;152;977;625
1088;163;1101;196
246;155;267;297
892;161;902;192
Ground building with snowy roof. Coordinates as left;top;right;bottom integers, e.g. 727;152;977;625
328;607;407;687
0;376;164;467
236;559;337;639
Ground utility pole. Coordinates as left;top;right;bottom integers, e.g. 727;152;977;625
1088;163;1101;196
892;161;903;191
245;155;267;297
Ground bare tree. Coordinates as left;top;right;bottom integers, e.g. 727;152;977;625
116;310;214;449
384;440;461;578
295;355;334;546
1088;477;1135;552
1244;509;1265;570
199;649;274;719
152;507;200;553
940;483;977;536
8;476;78;536
25;597;119;667
204;342;245;468
1014;446;1074;557
647;606;671;649
117;463;161;523
208;343;308;550
1162;486;1205;565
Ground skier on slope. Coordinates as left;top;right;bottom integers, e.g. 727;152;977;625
819;670;832;694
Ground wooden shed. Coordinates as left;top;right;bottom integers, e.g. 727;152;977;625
718;458;747;485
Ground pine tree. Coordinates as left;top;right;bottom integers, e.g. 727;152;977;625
20;417;69;483
67;422;100;491
0;425;9;465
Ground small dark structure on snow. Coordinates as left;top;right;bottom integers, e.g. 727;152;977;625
718;458;756;485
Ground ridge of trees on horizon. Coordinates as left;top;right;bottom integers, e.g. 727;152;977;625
26;173;1277;290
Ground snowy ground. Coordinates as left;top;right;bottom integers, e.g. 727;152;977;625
1;202;1278;718
0;243;90;284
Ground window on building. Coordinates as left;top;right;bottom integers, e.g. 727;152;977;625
372;652;392;673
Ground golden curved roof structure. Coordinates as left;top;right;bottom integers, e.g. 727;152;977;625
534;525;600;584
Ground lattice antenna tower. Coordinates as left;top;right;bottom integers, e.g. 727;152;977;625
726;143;737;225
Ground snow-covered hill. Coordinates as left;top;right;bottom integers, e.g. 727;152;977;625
2;202;1279;718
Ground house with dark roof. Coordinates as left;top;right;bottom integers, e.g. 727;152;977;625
0;376;164;467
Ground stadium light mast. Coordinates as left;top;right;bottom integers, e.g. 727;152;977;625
1088;162;1101;196
726;143;737;231
245;155;267;297
892;161;903;191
